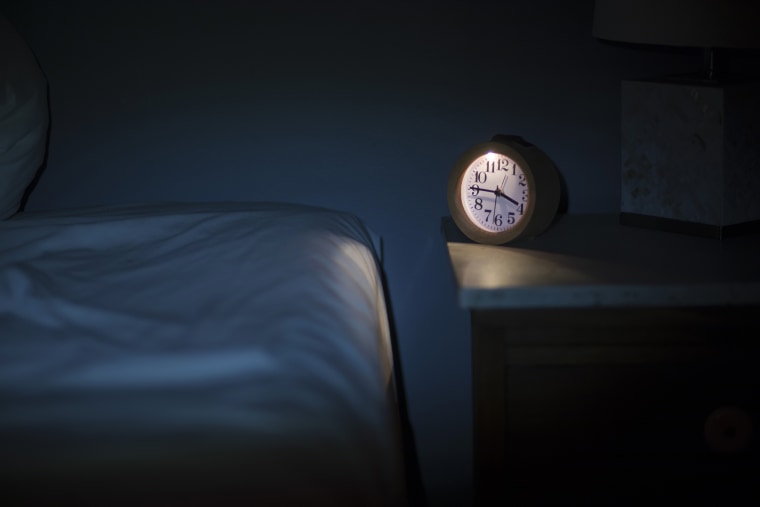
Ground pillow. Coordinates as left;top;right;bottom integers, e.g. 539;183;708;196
0;14;49;219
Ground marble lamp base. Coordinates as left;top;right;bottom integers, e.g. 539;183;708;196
621;77;760;238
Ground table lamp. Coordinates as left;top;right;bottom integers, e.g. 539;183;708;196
593;0;760;238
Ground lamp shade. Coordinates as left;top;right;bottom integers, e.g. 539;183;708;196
593;0;760;49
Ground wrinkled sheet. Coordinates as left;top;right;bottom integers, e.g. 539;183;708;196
0;202;405;506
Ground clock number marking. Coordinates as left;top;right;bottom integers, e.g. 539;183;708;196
517;203;524;215
474;198;483;210
469;185;481;196
475;171;487;183
494;214;503;226
488;158;511;173
507;212;515;225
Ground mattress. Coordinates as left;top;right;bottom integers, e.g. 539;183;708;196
0;202;406;506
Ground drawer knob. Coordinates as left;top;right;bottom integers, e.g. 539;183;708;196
704;406;753;454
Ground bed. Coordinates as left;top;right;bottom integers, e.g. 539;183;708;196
0;202;409;506
0;14;409;506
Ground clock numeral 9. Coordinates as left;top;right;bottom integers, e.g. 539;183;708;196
470;185;480;196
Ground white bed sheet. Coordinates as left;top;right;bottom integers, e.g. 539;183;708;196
0;202;405;506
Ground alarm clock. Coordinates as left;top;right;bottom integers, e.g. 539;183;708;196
447;135;561;245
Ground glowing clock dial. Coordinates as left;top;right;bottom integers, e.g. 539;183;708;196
459;152;529;233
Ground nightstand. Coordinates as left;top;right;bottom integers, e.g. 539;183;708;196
443;214;760;506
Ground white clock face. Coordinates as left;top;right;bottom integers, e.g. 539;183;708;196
459;152;529;233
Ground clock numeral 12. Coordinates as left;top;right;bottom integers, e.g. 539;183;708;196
486;159;510;173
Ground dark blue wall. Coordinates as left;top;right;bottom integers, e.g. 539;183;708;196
6;1;755;504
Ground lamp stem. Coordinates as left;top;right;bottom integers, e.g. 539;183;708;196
703;47;717;80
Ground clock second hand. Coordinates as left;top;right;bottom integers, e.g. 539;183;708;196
495;175;508;210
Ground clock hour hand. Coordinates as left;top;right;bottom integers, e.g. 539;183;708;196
494;186;520;207
498;190;520;207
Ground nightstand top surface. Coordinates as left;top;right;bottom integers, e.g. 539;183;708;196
444;214;760;310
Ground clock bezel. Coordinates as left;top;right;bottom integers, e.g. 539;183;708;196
448;141;537;245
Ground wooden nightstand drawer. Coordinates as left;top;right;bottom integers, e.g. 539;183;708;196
472;307;760;506
503;361;758;505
